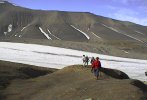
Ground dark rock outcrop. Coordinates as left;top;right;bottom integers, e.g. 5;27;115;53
100;67;129;79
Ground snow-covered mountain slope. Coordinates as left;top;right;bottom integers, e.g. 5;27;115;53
0;42;147;81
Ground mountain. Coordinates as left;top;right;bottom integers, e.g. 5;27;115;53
1;1;147;59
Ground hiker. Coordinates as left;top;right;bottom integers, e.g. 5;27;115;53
92;57;101;80
85;56;89;66
82;55;86;67
90;57;95;73
90;57;95;64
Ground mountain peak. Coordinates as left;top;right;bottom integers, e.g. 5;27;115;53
0;0;9;3
0;1;4;3
0;0;17;6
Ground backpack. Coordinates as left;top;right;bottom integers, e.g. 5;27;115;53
83;57;86;62
85;56;89;62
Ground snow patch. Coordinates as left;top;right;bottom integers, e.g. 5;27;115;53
135;31;145;35
39;27;52;40
101;24;109;28
47;29;61;40
122;33;145;44
21;27;26;31
8;24;12;32
0;1;4;3
91;32;102;39
101;24;120;33
3;24;13;35
122;50;129;54
4;32;7;35
14;33;20;37
19;35;22;38
101;24;146;45
70;25;90;40
0;42;147;81
11;3;18;6
21;24;30;31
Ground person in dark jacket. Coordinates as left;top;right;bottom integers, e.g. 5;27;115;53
85;56;89;66
90;57;95;64
92;57;101;80
90;57;95;73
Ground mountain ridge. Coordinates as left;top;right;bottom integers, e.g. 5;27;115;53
2;1;146;27
1;1;147;41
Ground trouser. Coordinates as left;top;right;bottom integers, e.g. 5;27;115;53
83;61;86;67
94;68;99;77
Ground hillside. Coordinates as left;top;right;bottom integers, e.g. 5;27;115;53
1;1;147;43
0;60;57;99
0;61;147;100
1;1;147;59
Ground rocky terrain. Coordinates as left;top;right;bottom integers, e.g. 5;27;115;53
0;60;147;100
0;60;57;100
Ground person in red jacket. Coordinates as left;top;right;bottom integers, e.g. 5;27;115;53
92;57;101;80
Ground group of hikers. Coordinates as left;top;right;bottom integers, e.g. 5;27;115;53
82;55;101;80
82;55;147;79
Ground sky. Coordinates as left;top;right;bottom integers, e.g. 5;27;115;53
5;0;147;26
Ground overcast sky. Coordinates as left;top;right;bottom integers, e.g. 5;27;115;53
7;0;147;26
